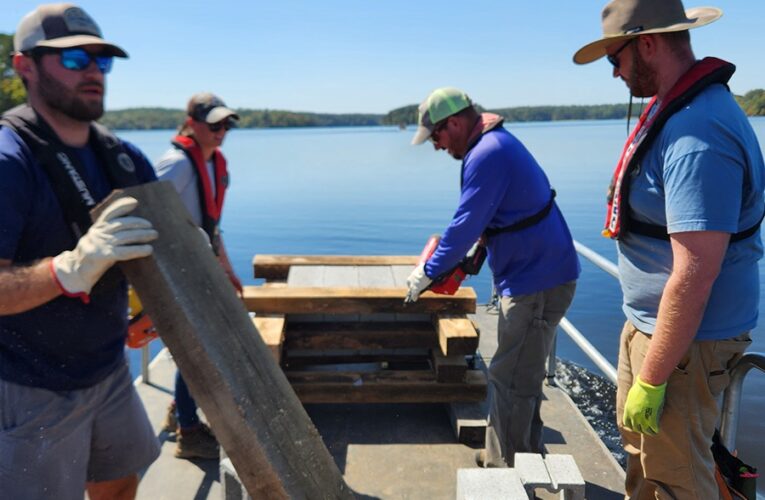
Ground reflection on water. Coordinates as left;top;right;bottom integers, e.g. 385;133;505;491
119;118;765;490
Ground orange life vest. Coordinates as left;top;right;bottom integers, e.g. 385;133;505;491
171;135;229;254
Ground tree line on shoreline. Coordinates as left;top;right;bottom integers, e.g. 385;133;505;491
84;89;765;130
2;34;763;129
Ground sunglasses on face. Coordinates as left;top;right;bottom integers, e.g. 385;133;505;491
429;119;449;143
606;39;634;69
208;118;236;132
34;48;113;74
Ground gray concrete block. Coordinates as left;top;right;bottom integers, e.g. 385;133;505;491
220;458;250;500
515;452;552;493
456;468;528;500
545;454;585;500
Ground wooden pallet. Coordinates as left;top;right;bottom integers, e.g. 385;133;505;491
247;257;486;407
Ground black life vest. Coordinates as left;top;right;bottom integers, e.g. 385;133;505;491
0;104;142;239
171;135;228;254
0;104;143;293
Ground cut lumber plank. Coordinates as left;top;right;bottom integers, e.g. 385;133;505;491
284;321;437;350
434;315;480;356
283;350;430;368
254;255;419;281
252;315;286;363
286;369;487;403
102;183;352;499
243;286;476;315
432;351;468;383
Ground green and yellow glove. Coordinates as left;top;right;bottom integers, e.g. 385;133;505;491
623;376;667;435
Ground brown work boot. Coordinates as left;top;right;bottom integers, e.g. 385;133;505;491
161;402;178;433
474;449;499;468
175;423;219;460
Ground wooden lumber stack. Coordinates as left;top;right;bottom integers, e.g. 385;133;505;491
100;184;352;499
245;255;487;406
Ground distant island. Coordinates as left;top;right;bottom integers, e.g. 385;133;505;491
3;84;764;131
97;90;764;130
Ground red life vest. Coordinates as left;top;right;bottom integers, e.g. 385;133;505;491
171;135;229;253
603;57;737;240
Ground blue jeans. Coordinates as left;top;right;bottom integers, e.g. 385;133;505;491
175;371;200;429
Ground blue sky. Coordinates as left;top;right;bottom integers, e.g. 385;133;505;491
3;1;764;113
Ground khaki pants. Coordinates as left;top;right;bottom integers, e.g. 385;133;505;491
616;321;750;500
484;281;576;467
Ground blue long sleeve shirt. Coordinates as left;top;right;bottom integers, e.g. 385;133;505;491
425;125;580;296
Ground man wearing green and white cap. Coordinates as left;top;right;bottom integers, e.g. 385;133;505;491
574;0;764;497
407;87;580;467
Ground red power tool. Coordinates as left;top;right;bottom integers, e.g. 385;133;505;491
415;234;487;296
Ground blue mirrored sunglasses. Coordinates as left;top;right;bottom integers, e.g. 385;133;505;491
58;48;113;74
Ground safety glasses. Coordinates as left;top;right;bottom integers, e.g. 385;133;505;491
606;39;634;70
208;117;237;132
429;119;449;144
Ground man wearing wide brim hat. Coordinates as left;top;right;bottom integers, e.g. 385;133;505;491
574;1;765;498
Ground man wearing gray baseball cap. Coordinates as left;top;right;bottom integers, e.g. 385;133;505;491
154;92;241;460
0;4;160;499
574;1;764;498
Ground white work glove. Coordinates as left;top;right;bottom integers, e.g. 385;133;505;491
405;263;432;303
51;197;158;298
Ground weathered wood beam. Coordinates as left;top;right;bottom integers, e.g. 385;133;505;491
433;315;480;356
284;321;437;350
100;183;352;500
286;370;487;403
243;286;476;315
253;255;419;281
431;351;468;383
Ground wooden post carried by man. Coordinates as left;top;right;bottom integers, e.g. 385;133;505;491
94;182;352;500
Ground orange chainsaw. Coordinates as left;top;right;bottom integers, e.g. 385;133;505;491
414;234;487;296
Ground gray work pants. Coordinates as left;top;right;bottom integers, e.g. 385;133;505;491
484;281;576;467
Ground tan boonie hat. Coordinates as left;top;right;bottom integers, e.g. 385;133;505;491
14;3;127;57
411;87;472;145
187;93;240;124
573;0;722;64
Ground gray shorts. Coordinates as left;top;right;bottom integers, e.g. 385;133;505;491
0;362;160;500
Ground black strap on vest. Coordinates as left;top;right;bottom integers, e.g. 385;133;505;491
0;104;141;239
485;189;557;238
629;212;765;242
0;105;142;293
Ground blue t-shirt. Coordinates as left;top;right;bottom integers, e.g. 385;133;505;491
618;84;765;340
0;126;157;390
425;126;580;296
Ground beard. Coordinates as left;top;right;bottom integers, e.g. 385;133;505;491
37;63;104;122
628;49;659;98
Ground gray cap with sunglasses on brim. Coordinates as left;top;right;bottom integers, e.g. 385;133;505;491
14;3;127;58
187;93;240;124
411;87;472;145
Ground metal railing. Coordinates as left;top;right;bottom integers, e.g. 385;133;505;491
547;241;619;385
556;240;764;449
719;352;765;450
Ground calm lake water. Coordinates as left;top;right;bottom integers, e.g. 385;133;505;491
119;117;765;484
